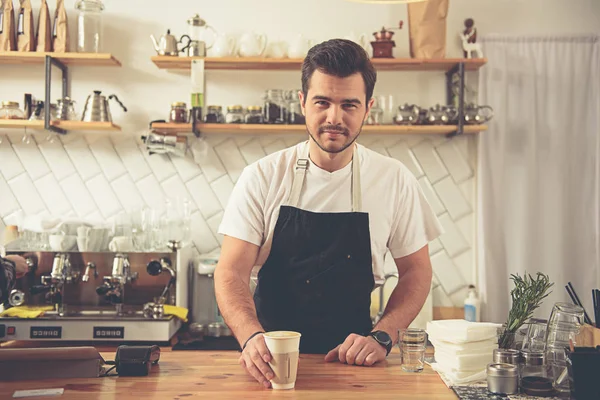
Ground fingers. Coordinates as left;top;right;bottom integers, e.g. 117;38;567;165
254;335;272;363
240;334;274;388
324;345;340;362
354;346;374;366
345;341;363;365
338;334;358;364
364;351;380;366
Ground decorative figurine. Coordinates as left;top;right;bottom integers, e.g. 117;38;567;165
460;18;483;59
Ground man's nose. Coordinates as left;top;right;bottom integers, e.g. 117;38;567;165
326;106;343;126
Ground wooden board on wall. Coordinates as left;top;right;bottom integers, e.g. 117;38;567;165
433;306;464;320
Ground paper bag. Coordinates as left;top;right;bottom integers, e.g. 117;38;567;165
36;0;51;51
0;0;17;51
52;0;69;53
17;0;35;51
408;0;449;59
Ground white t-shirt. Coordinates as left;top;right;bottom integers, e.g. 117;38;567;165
218;141;443;285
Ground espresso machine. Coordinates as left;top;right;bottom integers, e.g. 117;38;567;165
0;246;194;343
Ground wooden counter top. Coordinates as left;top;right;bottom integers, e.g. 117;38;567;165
0;347;455;399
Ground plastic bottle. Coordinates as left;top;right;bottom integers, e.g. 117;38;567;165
464;285;481;322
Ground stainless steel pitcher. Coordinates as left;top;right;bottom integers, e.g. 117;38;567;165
81;90;127;123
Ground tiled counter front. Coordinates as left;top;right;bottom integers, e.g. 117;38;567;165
0;132;477;307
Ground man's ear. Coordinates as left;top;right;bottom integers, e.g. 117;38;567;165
364;97;375;122
299;90;306;116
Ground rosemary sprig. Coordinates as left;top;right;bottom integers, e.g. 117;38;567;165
498;272;554;349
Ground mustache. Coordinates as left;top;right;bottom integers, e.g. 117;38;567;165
318;125;349;135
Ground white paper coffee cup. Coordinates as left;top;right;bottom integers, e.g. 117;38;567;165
263;331;301;390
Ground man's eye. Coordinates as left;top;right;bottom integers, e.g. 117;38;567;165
343;104;357;109
315;101;328;106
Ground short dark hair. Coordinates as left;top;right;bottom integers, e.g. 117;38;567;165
301;39;377;104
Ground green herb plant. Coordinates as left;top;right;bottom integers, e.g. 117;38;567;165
498;272;554;349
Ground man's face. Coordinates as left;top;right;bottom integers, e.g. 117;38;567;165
300;70;374;154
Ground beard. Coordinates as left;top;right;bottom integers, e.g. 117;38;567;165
307;122;364;154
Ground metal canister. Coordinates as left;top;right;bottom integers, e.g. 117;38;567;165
487;363;519;395
493;348;521;365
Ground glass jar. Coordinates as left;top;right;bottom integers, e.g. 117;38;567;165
169;102;188;123
245;106;264;124
225;105;244;124
0;101;25;119
203;105;224;123
75;0;104;53
520;350;546;378
263;89;288;124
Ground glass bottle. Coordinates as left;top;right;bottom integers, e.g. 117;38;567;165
75;0;104;53
203;105;224;123
0;101;25;119
169;102;188;123
225;105;244;124
245;106;264;124
263;89;288;124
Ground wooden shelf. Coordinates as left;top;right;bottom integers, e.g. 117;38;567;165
0;120;121;131
151;56;487;72
0;52;121;67
151;122;487;136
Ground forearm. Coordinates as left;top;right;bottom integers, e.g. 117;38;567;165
373;265;432;344
214;268;264;347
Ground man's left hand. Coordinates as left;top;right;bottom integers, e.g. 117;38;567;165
324;333;386;366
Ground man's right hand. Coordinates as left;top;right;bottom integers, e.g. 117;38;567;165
239;333;275;388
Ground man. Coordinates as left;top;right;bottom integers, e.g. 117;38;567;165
215;39;443;388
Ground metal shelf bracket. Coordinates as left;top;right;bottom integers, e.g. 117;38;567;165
446;62;465;138
44;55;69;135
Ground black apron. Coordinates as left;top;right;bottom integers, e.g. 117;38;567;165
254;142;375;354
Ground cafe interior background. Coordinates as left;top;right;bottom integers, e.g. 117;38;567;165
0;0;598;329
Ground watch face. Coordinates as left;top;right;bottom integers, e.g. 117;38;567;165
374;331;391;344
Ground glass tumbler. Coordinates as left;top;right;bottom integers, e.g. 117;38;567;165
398;328;427;372
75;0;104;53
522;318;548;352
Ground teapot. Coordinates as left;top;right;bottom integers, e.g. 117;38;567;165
394;103;420;125
425;104;455;125
238;32;267;57
151;29;191;56
464;103;494;124
288;34;313;59
212;33;236;57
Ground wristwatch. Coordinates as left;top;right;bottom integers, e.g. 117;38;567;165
369;330;393;356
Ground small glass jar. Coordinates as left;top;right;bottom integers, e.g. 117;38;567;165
225;105;244;124
263;89;288;124
169;102;188;123
520;350;546;379
203;105;224;123
245;106;264;124
0;101;25;119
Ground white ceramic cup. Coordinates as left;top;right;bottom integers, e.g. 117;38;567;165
263;331;301;390
108;236;134;252
49;234;77;251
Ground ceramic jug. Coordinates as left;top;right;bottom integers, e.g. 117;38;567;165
212;34;236;57
238;32;267;57
288;34;313;58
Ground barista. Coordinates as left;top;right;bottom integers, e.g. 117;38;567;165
214;39;442;388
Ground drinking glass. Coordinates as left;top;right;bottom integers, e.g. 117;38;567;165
398;328;427;373
522;318;548;352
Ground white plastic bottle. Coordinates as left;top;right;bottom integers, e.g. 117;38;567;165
464;285;481;322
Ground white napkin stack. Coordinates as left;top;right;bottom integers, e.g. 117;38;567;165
426;319;502;386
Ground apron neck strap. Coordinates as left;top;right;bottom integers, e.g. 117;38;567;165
287;141;362;212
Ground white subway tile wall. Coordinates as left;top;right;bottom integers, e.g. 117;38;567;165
0;132;476;307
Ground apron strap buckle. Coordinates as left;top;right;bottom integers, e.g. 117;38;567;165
296;159;309;170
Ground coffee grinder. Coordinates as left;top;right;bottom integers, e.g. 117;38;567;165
370;21;404;58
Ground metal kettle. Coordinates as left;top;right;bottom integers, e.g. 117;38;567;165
151;29;191;56
81;90;127;123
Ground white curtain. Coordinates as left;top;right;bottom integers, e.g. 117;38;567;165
477;35;600;323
